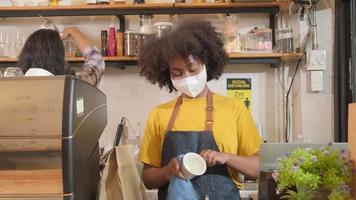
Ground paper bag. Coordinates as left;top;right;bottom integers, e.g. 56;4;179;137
348;103;356;199
98;144;147;200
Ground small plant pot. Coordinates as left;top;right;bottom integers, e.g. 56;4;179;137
313;188;331;200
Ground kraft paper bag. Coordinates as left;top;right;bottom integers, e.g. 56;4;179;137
348;103;356;199
98;144;147;200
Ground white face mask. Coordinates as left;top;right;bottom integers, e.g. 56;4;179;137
171;64;207;98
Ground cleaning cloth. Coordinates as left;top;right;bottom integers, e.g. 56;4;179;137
166;155;200;200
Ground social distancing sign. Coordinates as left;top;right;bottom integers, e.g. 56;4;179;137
226;78;252;112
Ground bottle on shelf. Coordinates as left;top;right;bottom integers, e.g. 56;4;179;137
133;0;144;4
64;37;76;57
153;22;173;38
98;0;110;4
139;15;154;51
113;0;125;4
276;11;293;53
49;0;60;6
86;0;97;5
223;15;241;53
75;47;82;57
107;24;117;57
0;0;13;6
101;30;108;56
124;30;140;56
139;15;154;35
116;29;124;57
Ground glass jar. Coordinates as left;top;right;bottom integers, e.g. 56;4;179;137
64;37;76;57
3;67;24;77
224;33;241;53
139;33;154;52
124;31;140;56
133;0;144;4
255;28;272;51
139;15;154;35
241;27;272;52
12;0;26;6
100;30;108;56
39;0;49;5
275;10;293;53
276;28;293;53
86;0;97;4
223;15;237;35
223;15;239;53
98;0;109;4
0;32;5;57
0;0;13;6
153;22;173;38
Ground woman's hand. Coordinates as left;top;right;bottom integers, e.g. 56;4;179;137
60;27;80;40
200;150;231;167
164;157;186;181
60;27;90;53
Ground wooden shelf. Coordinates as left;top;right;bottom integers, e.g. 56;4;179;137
229;52;302;58
228;52;303;66
0;56;137;62
0;3;173;11
174;2;286;8
0;53;302;62
0;57;16;63
66;56;138;62
0;53;303;67
0;1;295;67
0;2;285;17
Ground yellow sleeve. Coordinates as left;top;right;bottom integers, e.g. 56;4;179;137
138;108;162;167
236;105;262;156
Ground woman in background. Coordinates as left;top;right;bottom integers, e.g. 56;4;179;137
18;27;104;87
138;20;262;200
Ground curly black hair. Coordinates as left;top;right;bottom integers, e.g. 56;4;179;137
139;19;228;92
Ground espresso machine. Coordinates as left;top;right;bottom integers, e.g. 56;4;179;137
0;76;107;200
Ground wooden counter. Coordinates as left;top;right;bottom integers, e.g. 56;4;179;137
0;169;63;198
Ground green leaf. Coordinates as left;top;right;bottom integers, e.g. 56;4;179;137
275;146;353;199
281;190;299;200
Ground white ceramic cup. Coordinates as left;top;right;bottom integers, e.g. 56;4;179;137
181;152;207;180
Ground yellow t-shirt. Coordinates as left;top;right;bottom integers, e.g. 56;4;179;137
138;93;262;188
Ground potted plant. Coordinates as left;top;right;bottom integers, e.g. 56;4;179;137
273;144;354;200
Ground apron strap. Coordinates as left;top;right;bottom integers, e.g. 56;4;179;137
166;91;214;131
205;91;214;131
166;95;183;131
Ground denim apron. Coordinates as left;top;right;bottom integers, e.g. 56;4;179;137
158;91;240;200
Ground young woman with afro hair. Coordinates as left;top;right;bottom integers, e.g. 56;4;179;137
138;19;262;200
